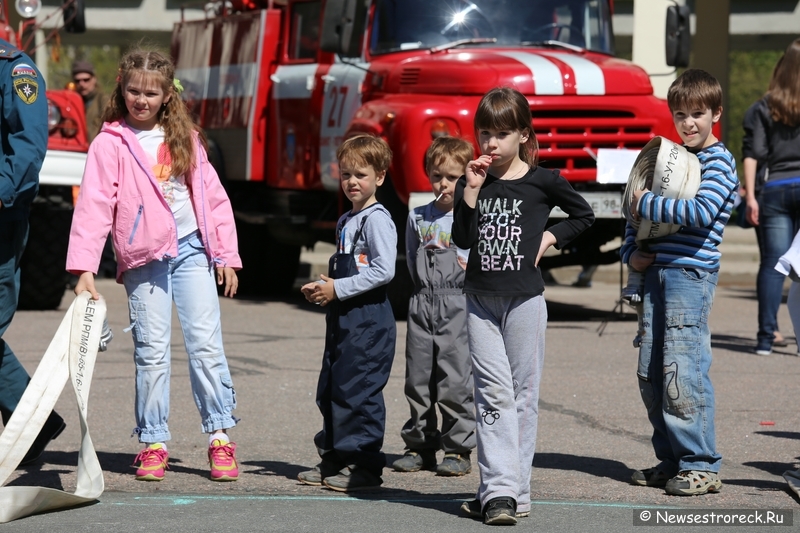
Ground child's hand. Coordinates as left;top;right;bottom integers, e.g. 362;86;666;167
630;250;655;272
465;155;492;190
631;188;650;220
535;231;557;267
315;275;337;307
74;271;100;300
300;282;318;302
216;266;238;298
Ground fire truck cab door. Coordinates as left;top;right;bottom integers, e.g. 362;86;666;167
318;61;368;191
269;0;322;189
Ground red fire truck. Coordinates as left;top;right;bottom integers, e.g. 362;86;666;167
172;0;686;312
3;1;89;309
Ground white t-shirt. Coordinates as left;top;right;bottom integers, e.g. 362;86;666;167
130;126;199;238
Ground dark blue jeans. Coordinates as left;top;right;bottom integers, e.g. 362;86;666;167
756;182;800;349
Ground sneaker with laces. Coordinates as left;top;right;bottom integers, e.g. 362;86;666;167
436;453;471;476
631;466;671;487
460;499;529;519
323;466;382;492
665;470;722;496
134;443;169;481
209;439;239;481
391;450;436;472
483;496;518;525
297;458;344;486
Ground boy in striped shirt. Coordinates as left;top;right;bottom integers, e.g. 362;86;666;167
621;69;739;496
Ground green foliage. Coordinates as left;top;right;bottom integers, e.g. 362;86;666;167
46;44;122;95
726;49;784;174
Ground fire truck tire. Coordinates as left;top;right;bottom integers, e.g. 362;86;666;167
63;0;86;34
234;219;300;297
19;197;72;310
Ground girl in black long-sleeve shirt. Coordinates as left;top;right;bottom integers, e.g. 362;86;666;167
452;87;593;525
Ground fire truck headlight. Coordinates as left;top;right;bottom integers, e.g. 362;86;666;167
60;118;78;138
429;118;458;139
47;100;61;132
15;0;41;18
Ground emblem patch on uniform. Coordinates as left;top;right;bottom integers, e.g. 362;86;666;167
11;63;36;78
13;77;38;104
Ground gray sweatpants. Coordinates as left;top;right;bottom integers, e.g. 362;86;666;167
467;293;547;514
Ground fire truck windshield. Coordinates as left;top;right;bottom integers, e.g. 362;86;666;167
370;0;614;55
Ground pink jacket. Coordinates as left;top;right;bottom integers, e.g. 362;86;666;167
67;120;242;282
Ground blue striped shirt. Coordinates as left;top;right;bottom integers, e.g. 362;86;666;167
620;142;739;271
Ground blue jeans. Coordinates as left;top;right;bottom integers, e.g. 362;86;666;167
637;267;721;473
123;231;237;443
756;183;800;349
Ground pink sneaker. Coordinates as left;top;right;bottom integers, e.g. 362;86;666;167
209;439;239;481
133;443;169;481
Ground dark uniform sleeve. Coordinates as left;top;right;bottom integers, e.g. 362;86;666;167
0;45;48;212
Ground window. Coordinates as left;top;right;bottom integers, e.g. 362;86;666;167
288;1;321;61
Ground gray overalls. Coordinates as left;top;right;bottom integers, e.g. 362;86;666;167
400;213;476;455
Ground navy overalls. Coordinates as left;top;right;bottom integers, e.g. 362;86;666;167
314;210;396;477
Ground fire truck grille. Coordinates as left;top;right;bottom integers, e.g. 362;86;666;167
399;67;421;85
531;109;655;181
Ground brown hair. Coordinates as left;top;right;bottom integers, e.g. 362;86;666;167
767;38;800;127
336;134;393;172
666;69;722;114
103;47;202;178
473;87;538;166
425;136;474;173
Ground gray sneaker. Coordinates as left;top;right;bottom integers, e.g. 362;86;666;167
322;466;382;492
436;453;471;476
391;450;436;472
297;459;343;486
461;499;529;519
665;470;722;496
631;466;671;487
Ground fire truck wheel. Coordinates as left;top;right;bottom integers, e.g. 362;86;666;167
19;194;72;310
234;219;300;297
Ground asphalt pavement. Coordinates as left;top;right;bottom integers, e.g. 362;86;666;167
1;226;799;532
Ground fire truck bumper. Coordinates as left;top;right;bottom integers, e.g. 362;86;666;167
39;150;87;187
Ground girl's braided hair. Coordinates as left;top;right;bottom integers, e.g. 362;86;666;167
103;47;203;178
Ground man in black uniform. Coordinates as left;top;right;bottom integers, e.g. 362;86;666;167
0;38;65;465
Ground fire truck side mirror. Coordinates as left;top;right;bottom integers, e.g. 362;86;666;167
62;0;86;33
321;0;367;58
665;3;690;68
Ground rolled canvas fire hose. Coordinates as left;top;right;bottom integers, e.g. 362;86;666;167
0;292;106;523
621;137;701;346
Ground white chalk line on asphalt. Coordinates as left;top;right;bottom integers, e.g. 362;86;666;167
104;495;676;510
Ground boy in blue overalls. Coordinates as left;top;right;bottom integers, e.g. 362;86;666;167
299;134;397;492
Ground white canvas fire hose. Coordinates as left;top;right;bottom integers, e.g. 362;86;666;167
621;137;701;346
0;292;106;523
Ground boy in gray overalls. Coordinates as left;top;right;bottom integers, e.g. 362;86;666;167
393;137;476;476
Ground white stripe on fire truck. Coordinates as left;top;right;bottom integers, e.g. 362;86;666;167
494;51;563;95
175;64;259;100
272;64;319;100
540;52;605;95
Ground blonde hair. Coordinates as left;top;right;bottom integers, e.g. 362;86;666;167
336;134;393;172
103;47;202;178
474;87;538;166
425;136;474;173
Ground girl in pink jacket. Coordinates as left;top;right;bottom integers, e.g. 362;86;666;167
67;48;242;483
